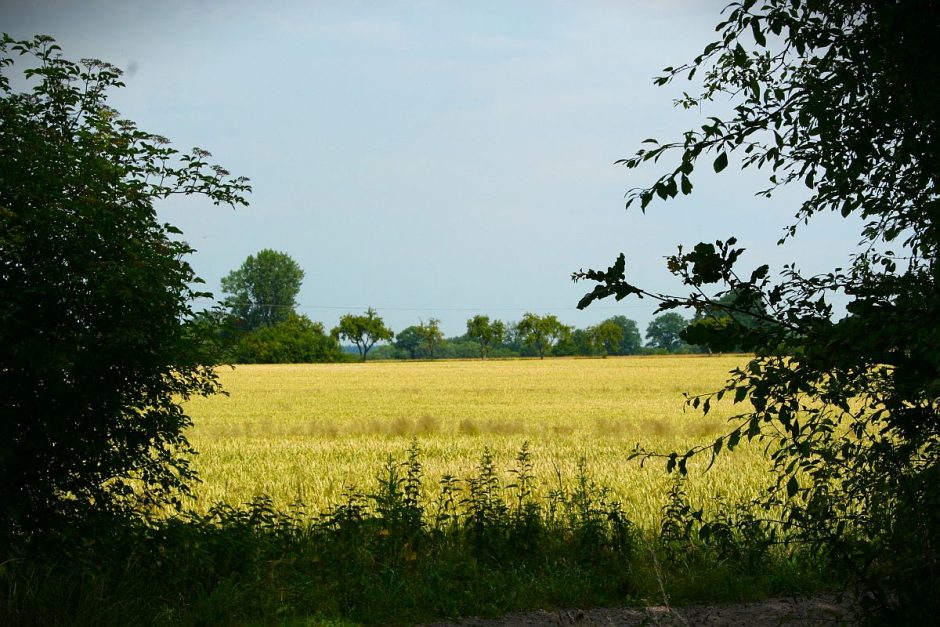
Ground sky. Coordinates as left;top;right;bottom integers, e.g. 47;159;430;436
1;0;864;338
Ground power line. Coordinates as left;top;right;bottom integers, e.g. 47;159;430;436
297;305;659;311
215;302;659;312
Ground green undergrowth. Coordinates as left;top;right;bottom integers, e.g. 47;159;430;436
1;443;833;626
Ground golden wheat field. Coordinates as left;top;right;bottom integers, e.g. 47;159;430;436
182;355;772;529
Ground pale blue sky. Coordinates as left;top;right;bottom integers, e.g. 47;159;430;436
2;1;862;337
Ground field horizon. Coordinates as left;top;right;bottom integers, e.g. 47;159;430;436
182;354;770;529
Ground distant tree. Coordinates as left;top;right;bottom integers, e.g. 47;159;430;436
466;315;506;359
502;322;527;355
220;249;304;330
222;248;304;331
0;35;250;530
684;288;772;353
417;318;444;358
555;327;597;356
592;320;625;357
516;313;571;359
394;326;423;359
448;336;482;359
605;315;643;355
645;313;688;353
234;314;342;363
365;343;400;360
332;307;394;362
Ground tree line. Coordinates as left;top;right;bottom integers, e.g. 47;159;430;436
215;249;718;363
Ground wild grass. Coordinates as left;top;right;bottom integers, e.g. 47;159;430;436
183;355;770;529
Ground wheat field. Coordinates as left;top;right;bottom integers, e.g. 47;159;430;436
183;355;771;528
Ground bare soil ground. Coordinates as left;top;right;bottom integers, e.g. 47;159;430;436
421;594;859;626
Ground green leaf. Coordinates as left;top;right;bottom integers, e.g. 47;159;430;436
713;152;728;172
786;475;799;498
751;20;766;47
712;437;723;457
749;78;761;100
749;265;769;282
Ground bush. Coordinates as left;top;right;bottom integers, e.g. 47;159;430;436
0;35;249;532
231;314;344;363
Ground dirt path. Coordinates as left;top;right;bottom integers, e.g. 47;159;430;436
421;594;858;626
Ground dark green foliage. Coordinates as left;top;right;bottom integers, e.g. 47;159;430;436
645;473;821;606
377;316;646;361
332;307;394;361
416;318;444;358
393;325;423;358
0;35;249;531
444;336;484;359
220;249;303;330
645;313;689;353
556;322;624;357
575;0;940;620
516;312;571;359
591;320;624;357
553;327;598;357
466;315;506;359
605;315;643;355
231;313;343;363
684;288;773;353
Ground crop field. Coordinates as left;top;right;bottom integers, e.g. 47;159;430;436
183;355;771;529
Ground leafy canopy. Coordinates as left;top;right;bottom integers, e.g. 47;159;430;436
590;320;624;357
394;325;424;359
644;313;689;353
234;314;342;364
516;313;571;359
332;307;394;361
416;318;444;359
0;35;250;530
221;249;303;330
575;0;940;616
466;315;506;359
603;315;642;356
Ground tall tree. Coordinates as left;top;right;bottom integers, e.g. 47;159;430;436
394;325;423;359
605;315;643;355
555;327;600;356
0;36;250;530
416;318;444;359
645;313;688;353
516;313;570;359
575;0;940;617
466;315;505;359
332;307;394;362
221;249;303;330
591;320;625;357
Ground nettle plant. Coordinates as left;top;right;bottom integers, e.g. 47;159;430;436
575;0;939;617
